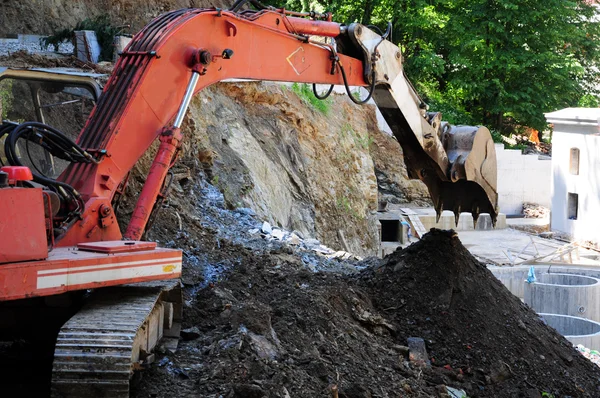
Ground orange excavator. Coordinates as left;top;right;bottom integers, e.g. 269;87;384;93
0;3;497;396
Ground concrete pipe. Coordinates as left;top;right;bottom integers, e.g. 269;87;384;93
540;313;600;350
524;273;600;322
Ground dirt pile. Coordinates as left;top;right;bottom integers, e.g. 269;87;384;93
133;229;600;398
364;230;600;397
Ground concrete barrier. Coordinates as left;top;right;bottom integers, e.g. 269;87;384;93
418;211;507;231
524;273;600;321
540;313;600;350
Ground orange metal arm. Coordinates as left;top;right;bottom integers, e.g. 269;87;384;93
56;8;368;245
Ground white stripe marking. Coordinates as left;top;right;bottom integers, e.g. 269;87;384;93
37;256;182;275
37;262;182;289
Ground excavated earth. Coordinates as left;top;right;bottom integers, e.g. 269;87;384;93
131;212;600;398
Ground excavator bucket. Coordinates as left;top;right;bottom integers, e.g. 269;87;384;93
432;125;498;227
373;94;498;228
396;121;498;228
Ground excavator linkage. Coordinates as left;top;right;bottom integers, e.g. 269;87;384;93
343;23;498;225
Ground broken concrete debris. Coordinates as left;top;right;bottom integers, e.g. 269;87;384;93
179;326;201;341
445;386;468;398
252;221;362;263
576;344;600;368
407;337;430;367
261;221;272;234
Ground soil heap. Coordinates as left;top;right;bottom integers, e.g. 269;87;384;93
133;229;600;398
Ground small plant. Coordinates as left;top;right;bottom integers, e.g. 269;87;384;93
336;195;361;218
211;175;219;186
354;132;374;150
340;122;373;150
336;195;352;213
490;129;504;144
291;83;332;115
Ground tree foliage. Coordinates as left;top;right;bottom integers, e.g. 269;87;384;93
268;0;600;133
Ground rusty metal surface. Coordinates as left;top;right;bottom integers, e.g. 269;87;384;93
51;282;181;397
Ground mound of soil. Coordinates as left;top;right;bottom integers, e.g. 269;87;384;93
133;230;600;398
364;230;600;397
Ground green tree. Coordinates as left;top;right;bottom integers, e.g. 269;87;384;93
266;0;600;133
442;0;600;132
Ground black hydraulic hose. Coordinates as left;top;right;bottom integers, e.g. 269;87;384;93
3;121;87;215
340;64;376;105
5;122;90;164
248;0;269;10
312;84;334;100
230;0;268;12
229;0;247;12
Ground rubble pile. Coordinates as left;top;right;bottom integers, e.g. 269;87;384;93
523;202;550;218
251;221;362;263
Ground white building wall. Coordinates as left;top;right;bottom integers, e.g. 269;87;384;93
551;126;600;242
495;144;552;215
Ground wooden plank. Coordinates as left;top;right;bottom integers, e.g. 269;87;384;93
407;214;427;238
400;207;417;215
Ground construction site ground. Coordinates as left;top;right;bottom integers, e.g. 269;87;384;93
128;180;600;398
458;228;600;267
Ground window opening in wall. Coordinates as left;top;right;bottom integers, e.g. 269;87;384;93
380;220;400;242
568;193;578;220
570;148;580;175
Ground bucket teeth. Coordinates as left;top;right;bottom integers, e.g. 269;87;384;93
454;206;461;227
435;201;443;224
472;205;480;229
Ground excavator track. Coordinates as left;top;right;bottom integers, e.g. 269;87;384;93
51;281;181;397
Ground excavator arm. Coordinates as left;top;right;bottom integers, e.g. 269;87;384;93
48;6;497;246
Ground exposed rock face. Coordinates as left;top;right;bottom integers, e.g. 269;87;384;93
368;116;432;207
0;0;230;37
118;81;429;256
180;82;385;256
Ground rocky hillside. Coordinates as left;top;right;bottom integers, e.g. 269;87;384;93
0;0;229;37
120;80;430;257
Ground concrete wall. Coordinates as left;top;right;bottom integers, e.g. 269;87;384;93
540;313;600;349
490;265;600;300
548;115;600;242
495;143;552;215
